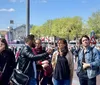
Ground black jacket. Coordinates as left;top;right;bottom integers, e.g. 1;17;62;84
18;45;49;78
0;49;15;85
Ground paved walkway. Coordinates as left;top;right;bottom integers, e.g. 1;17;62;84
72;69;79;85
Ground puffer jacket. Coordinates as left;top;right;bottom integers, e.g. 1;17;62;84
18;45;49;79
51;50;74;85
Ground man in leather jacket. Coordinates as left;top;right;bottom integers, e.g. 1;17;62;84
11;35;52;85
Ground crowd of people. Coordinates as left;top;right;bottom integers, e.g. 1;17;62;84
0;34;100;85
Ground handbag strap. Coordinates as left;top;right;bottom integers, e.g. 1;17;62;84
16;61;31;74
23;61;31;73
2;62;7;73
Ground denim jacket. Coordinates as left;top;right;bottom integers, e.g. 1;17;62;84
77;46;100;79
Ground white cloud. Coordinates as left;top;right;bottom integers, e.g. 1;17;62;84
40;0;47;3
9;0;17;2
81;0;87;4
9;0;47;3
33;0;48;3
0;8;15;12
90;8;97;12
19;0;24;3
8;8;15;12
9;0;24;3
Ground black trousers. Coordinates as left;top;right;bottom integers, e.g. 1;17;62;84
79;77;96;85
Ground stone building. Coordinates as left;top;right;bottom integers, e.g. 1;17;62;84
13;24;26;40
6;24;32;43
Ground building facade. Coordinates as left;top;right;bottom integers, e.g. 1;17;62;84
6;24;32;43
13;24;26;40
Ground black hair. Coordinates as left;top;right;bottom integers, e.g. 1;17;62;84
24;34;35;43
80;35;90;44
0;38;8;49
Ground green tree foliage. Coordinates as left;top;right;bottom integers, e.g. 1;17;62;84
30;16;83;40
81;24;90;36
67;16;83;39
88;10;100;35
41;20;52;36
30;25;40;37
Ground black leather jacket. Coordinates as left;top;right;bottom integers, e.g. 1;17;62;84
18;45;49;78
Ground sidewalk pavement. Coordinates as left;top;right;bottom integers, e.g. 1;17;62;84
72;69;80;85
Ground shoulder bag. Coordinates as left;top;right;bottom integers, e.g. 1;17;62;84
10;61;30;85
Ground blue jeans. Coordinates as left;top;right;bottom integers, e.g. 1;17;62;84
29;78;37;85
52;77;70;85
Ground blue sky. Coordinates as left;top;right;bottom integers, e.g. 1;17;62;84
0;0;100;29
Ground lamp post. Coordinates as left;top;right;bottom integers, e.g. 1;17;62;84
26;0;30;36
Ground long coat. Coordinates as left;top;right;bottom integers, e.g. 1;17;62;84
0;49;16;85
